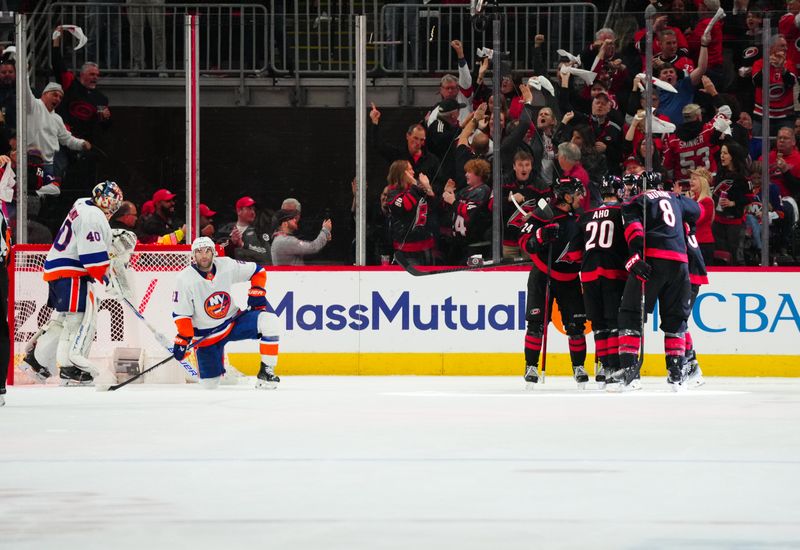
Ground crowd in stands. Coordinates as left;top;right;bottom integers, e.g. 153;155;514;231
1;1;800;268
368;0;800;267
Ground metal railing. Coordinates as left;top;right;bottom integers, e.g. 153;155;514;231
378;3;598;74
25;1;596;77
34;2;270;77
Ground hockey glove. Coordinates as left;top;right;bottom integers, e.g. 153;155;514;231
173;335;192;361
535;223;559;245
625;253;652;282
247;286;268;310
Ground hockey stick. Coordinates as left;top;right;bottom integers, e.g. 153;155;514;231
395;250;531;276
540;241;554;384
105;353;177;391
118;295;199;378
103;310;247;391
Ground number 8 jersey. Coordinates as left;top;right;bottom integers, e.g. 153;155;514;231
43;198;112;282
622;190;701;263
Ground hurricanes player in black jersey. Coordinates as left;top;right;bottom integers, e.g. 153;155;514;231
615;173;701;391
576;175;629;389
516;177;588;389
683;219;707;388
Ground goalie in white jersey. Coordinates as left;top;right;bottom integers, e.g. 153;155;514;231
172;236;281;389
21;180;129;385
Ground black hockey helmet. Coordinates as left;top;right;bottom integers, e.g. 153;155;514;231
599;174;623;198
622;173;644;195
553;176;584;201
644;171;664;190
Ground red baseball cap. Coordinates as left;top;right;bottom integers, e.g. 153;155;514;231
141;200;155;217
235;196;256;210
199;203;216;217
152;188;176;203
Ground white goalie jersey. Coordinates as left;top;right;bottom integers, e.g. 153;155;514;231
172;256;261;336
43;198;112;282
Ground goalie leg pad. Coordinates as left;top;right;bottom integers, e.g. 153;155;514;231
57;307;99;378
33;312;65;369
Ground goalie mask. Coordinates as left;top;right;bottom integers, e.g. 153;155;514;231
92;180;123;215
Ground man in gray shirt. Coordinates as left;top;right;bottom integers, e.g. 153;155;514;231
271;209;332;265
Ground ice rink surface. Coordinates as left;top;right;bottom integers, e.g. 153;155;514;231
2;376;800;550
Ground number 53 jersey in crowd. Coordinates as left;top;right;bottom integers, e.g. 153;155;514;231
43;198;112;282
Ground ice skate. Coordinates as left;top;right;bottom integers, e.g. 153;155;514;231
667;366;686;392
59;366;94;386
0;388;5;407
256;363;280;389
608;365;641;392
524;365;538;390
595;362;607;390
683;351;705;388
572;365;589;390
20;345;52;383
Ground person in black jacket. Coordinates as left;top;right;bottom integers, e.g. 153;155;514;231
369;102;443;190
712;141;751;265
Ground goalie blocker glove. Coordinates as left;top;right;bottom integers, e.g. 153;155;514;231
173;335;191;361
625;253;651;282
247;286;267;310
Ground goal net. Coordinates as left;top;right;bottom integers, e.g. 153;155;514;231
10;244;197;385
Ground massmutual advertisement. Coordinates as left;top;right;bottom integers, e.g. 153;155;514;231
12;266;800;377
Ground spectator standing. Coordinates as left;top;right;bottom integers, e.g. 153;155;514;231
687;0;725;87
199;203;216;238
688;167;715;265
652;34;710;124
383;159;436;265
555;142;590;211
24;82;90;181
271;209;332;266
216;196;271;264
751;36;796;137
137;188;185;244
424;41;474;126
712;142;751;265
0;59;16;152
441;158;492;265
52;28;111;187
369;104;442;187
110;200;139;231
761;126;800;200
127;0;167;76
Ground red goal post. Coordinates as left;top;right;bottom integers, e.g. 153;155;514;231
9;244;196;385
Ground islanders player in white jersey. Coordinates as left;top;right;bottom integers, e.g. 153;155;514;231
172;237;281;389
21;181;125;385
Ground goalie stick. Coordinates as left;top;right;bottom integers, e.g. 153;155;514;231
395;250;531;276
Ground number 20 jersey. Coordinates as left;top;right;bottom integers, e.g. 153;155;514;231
43;198;112;282
576;203;629;283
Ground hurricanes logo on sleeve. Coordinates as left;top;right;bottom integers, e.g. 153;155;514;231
204;292;232;319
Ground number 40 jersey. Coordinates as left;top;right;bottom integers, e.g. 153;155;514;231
576;202;629;283
43;198;112;282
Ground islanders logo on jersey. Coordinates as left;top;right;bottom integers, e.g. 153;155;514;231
204;292;232;319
